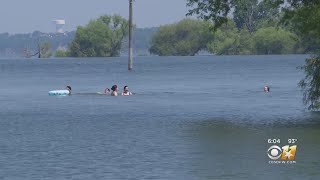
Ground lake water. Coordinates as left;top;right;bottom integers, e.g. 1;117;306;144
0;55;319;180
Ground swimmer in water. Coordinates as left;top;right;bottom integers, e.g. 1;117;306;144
122;86;133;96
66;86;72;95
111;85;118;96
104;88;111;94
264;86;270;93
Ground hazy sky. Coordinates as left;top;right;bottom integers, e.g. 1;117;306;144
0;0;189;34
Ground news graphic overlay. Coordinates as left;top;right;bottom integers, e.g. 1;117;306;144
267;139;298;164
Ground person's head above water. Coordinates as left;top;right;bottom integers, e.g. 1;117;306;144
66;86;72;95
105;88;111;94
66;86;72;91
122;85;132;96
264;86;270;92
111;85;118;91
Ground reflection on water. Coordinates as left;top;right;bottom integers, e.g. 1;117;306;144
0;55;319;179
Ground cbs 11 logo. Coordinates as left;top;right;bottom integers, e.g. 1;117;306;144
267;145;297;161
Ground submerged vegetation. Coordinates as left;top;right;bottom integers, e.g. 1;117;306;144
0;5;318;58
69;15;129;57
55;49;70;57
149;18;301;56
39;41;52;58
150;0;318;56
149;19;212;56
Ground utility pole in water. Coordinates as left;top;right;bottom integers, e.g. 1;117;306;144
128;0;133;70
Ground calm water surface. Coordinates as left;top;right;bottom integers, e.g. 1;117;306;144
0;55;319;180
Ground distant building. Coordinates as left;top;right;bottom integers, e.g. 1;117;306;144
53;20;66;33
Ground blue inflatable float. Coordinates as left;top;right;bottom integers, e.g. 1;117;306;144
48;90;70;96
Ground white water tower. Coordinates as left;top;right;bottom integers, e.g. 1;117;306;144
53;20;66;33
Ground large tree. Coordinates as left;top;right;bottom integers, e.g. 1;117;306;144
187;0;279;33
253;27;296;54
149;19;212;56
233;0;259;33
187;0;319;42
69;15;128;57
207;20;253;55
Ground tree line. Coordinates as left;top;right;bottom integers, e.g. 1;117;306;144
0;31;75;58
150;0;318;56
0;25;156;58
54;15;158;58
57;1;319;57
1;11;318;58
150;19;301;56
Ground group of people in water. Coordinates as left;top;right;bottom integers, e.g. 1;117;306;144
65;85;133;96
64;85;269;96
105;85;133;96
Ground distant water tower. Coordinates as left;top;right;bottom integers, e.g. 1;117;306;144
53;20;66;33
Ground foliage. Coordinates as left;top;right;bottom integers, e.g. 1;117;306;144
55;49;70;57
69;15;128;57
273;0;320;110
253;27;296;54
186;0;234;30
39;42;52;58
237;27;254;55
233;0;259;32
149;19;212;56
277;1;320;54
207;20;253;55
187;0;279;32
299;56;320;110
0;28;159;58
150;18;297;56
299;33;320;54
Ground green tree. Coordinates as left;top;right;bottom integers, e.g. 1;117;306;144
256;0;280;26
149;19;212;56
39;42;52;58
237;27;254;54
69;15;128;57
207;20;253;55
299;33;320;54
299;57;320;110
187;0;234;30
233;0;259;33
270;0;320;109
55;49;70;57
187;0;279;32
253;27;296;54
207;20;238;55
